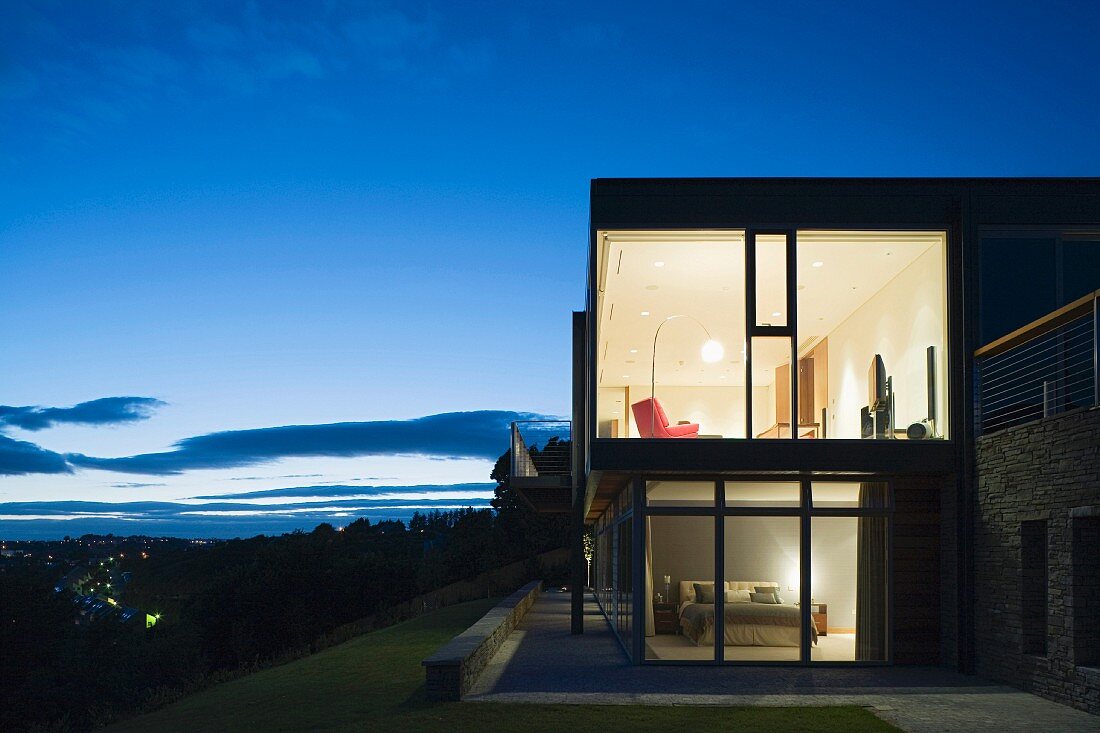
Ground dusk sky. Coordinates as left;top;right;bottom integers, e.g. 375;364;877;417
3;1;1100;537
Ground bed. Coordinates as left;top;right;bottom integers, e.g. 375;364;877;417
675;580;817;647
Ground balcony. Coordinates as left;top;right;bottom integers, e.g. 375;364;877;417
510;420;572;513
976;289;1099;436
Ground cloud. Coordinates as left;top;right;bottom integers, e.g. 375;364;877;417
0;396;165;431
0;435;72;475
109;482;168;489
192;482;494;500
228;473;325;481
66;410;553;476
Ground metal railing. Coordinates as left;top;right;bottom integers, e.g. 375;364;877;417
976;290;1099;436
510;420;571;478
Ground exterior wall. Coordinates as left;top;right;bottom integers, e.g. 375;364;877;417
974;407;1100;715
893;475;944;665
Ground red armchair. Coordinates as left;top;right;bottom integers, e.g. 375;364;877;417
631;397;699;438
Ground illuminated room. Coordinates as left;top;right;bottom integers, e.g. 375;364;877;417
594;230;948;442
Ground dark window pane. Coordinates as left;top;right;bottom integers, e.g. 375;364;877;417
980;237;1057;343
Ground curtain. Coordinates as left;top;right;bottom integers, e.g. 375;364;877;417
645;516;655;636
855;482;888;661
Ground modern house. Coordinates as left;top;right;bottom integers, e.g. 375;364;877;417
510;178;1099;713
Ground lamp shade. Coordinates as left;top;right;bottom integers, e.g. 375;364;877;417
700;339;724;363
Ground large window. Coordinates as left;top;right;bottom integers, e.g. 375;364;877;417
980;232;1100;345
810;482;890;662
644;513;715;661
724;515;802;661
595;231;746;440
595;230;949;441
639;478;891;664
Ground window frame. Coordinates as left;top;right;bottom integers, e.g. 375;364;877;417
630;474;893;666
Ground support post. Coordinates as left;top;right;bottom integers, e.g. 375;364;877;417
570;311;587;634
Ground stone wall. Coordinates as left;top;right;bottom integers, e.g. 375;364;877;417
422;580;543;701
974;406;1100;715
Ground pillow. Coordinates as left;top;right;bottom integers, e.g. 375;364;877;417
754;585;777;594
750;591;781;604
725;589;751;603
692;582;716;603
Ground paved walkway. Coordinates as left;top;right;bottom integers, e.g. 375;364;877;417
468;591;1099;733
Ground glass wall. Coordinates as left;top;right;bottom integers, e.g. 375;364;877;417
594;230;747;440
633;477;892;665
723;516;802;661
797;232;948;440
595;229;950;441
644;514;714;661
593;482;636;659
980;231;1100;345
809;482;889;662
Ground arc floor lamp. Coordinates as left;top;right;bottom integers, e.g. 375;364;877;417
649;314;724;436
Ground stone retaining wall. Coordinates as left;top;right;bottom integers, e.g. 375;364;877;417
974;406;1100;715
422;580;542;701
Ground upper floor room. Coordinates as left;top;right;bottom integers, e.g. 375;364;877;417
585;178;1100;455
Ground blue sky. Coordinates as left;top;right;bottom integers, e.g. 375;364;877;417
2;1;1099;537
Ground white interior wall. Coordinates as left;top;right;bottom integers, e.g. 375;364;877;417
825;245;947;438
810;517;858;629
597;387;628;437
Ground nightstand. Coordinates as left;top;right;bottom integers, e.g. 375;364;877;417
654;602;679;634
810;603;828;636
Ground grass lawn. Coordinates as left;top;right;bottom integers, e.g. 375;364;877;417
105;598;901;733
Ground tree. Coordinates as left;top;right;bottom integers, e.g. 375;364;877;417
490;449;569;559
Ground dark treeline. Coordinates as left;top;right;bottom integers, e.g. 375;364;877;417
0;452;568;732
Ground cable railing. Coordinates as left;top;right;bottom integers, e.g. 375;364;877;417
511;420;572;479
975;290;1099;436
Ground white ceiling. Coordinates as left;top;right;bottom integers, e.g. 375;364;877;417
597;230;943;388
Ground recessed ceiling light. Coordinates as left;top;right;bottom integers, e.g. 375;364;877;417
812;261;824;268
640;311;650;316
653;261;665;267
626;360;635;364
622;375;630;379
772;311;782;317
629;349;638;353
645;284;658;290
719;374;727;379
885;251;892;256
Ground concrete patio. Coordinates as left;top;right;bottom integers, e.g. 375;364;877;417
467;591;1099;733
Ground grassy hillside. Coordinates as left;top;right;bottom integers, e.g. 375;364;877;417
105;598;900;733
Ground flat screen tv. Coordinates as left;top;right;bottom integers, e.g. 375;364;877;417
868;354;887;410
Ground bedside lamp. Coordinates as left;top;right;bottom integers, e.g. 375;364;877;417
663;575;671;603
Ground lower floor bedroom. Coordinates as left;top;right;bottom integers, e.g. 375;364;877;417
591;475;941;666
